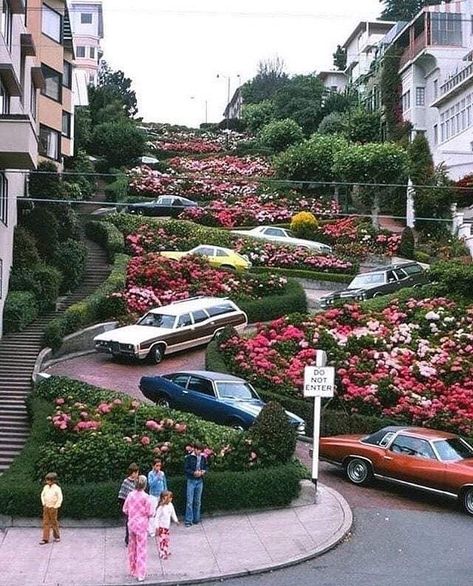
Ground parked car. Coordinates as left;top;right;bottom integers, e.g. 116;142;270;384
233;226;332;254
320;262;428;308
160;245;252;271
126;195;197;217
140;370;306;433
93;297;247;364
320;425;473;514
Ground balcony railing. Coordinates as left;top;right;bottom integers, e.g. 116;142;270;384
441;62;473;95
399;34;427;69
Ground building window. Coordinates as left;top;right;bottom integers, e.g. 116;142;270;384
39;125;60;160
415;87;425;107
89;46;96;59
76;46;86;58
431;12;462;46
81;12;93;24
41;65;62;102
0;0;12;48
62;111;71;137
433;79;438;99
0;173;7;226
0;78;10;114
433;124;438;145
30;83;37;120
402;90;411;112
63;61;72;88
42;4;62;43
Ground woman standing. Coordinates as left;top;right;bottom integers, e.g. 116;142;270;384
123;475;154;582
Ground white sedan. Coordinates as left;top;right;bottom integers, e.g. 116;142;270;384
233;226;332;254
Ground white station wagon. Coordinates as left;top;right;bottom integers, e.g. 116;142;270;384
233;226;332;254
94;297;247;364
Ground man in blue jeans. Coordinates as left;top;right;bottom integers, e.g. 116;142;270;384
184;443;209;527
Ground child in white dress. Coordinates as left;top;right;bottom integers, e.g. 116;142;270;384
154;491;179;559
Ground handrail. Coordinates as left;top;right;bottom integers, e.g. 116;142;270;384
441;62;473;95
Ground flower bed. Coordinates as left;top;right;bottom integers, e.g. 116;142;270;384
217;298;473;435
168;155;273;177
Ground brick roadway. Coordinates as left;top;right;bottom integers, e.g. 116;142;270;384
46;349;458;516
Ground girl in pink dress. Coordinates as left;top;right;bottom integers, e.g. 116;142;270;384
123;475;154;582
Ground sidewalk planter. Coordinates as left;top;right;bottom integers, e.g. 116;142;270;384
0;377;304;520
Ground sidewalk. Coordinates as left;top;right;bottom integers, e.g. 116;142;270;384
0;482;351;586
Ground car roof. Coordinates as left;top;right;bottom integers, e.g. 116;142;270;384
374;425;457;441
370;262;421;272
148;297;236;316
193;244;234;253
166;370;246;383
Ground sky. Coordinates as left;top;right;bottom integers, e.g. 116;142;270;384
100;0;382;127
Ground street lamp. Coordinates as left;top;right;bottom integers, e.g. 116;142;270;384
217;73;241;144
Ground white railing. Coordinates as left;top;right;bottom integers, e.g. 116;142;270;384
441;62;473;95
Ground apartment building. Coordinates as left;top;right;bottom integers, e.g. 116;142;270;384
68;0;103;87
394;0;473;179
317;70;347;94
27;0;75;167
0;0;42;336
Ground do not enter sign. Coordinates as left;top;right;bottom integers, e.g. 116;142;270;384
303;366;335;398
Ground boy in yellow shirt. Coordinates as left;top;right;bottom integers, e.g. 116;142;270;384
40;472;63;545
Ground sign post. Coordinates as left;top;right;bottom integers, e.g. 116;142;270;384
303;350;335;497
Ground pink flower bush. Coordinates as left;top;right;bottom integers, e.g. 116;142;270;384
218;299;473;435
168;155;273;177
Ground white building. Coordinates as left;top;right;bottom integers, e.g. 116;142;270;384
394;0;473;180
68;0;103;87
223;86;243;120
317;70;347;93
0;0;41;336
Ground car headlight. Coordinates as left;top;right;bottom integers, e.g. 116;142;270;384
122;344;134;351
96;340;109;347
297;422;306;434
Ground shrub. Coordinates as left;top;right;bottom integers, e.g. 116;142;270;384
258;119;304;152
10;264;62;311
85;220;124;261
241;100;275;133
429;261;473;300
52;239;88;293
104;173;129;202
54;206;81;242
250;266;352;284
398;227;415;259
3;291;38;333
28;161;62;200
90;121;146;168
22;207;59;259
12;227;40;270
239;278;307;322
290;211;319;239
415;250;430;264
318;112;347;136
250;402;297;465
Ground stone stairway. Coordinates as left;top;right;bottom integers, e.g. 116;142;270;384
0;237;110;474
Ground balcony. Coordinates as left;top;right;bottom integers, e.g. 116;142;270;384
441;62;473;95
399;34;427;69
0;115;38;169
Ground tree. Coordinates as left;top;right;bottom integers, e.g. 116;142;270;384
272;74;326;135
90;120;146;168
28;161;62;200
241;100;275;133
380;0;443;21
333;142;408;227
318;109;381;143
333;45;347;70
73;107;92;155
320;90;357;118
241;57;289;104
249;401;297;465
258;119;304;152
275;134;348;183
318;111;348;136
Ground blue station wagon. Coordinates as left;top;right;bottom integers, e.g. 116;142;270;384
140;370;306;433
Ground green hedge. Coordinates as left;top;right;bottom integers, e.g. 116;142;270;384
240;279;307;323
3;291;39;333
43;254;129;351
0;394;303;519
10;264;62;312
52;239;88;294
104;174;129;202
206;339;400;437
250;266;352;284
85;220;124;262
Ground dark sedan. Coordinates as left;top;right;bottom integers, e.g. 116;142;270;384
126;195;198;217
320;262;428;308
140;370;306;433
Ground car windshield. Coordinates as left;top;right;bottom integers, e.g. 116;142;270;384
216;381;259;400
348;273;385;289
433;438;473;461
137;313;176;328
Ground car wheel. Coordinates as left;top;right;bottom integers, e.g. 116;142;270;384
220;264;236;271
212;328;225;341
462;487;473;515
149;345;165;364
227;419;245;432
155;395;171;409
345;458;373;485
372;292;383;298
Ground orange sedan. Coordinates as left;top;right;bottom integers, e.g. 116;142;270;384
320;426;473;515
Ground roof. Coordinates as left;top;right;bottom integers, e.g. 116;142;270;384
167;370;245;382
342;20;396;49
370;261;421;272
317;70;347;82
367;425;457;441
149;297;236;316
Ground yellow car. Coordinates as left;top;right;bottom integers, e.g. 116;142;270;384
160;245;252;271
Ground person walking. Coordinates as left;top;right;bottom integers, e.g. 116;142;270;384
147;459;167;536
118;463;140;546
154;491;179;560
184;443;208;527
123;475;154;583
39;472;63;545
